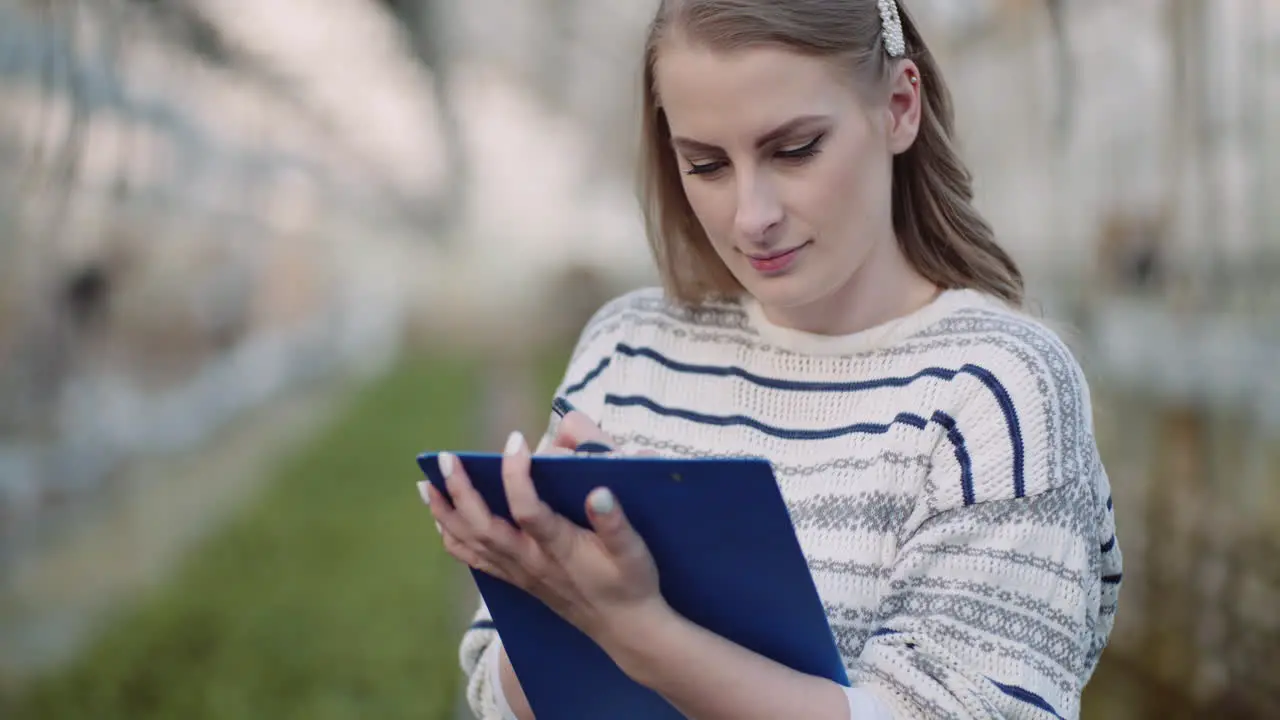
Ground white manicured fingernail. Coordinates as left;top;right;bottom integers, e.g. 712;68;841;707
417;481;431;505
438;452;455;477
504;431;526;456
588;488;616;515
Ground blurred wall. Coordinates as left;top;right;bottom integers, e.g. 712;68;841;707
0;0;433;526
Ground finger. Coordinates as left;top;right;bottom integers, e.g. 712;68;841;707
503;431;577;558
429;480;525;564
438;452;493;535
586;487;648;561
425;481;453;520
441;527;483;566
424;480;452;509
416;483;444;532
441;528;510;581
552;410;615;452
427;483;469;540
502;431;547;532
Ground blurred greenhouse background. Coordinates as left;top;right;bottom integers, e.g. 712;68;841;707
0;0;1277;718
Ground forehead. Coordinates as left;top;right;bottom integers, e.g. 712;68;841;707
654;42;859;141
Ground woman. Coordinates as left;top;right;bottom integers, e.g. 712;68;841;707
421;0;1122;717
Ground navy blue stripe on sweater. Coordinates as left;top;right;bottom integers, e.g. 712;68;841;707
605;394;977;505
988;679;1066;719
930;411;976;506
571;343;1022;499
564;356;611;395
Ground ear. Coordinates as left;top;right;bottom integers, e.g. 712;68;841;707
885;60;922;155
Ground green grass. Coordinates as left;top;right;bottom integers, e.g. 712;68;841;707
7;354;483;720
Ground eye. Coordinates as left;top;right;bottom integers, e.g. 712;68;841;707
685;159;728;177
775;133;826;161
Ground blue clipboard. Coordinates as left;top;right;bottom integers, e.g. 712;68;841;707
417;452;849;720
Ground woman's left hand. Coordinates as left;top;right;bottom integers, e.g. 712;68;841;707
423;431;666;644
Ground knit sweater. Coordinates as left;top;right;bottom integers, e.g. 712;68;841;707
458;287;1122;720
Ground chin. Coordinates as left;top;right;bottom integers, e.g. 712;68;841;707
736;269;831;311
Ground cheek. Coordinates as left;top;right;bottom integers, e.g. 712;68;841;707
800;149;882;241
680;179;735;244
786;162;857;237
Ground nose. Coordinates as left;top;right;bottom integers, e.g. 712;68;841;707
733;170;783;244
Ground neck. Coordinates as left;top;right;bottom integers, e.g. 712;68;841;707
758;238;940;336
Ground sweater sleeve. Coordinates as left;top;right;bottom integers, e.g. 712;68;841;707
459;600;507;720
456;291;638;718
849;331;1122;719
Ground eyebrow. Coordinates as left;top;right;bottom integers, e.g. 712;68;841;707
670;114;831;155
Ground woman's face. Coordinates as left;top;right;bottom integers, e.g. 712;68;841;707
654;41;920;327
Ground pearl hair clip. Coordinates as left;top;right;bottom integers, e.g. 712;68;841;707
878;0;906;58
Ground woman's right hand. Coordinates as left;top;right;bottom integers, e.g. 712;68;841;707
547;398;658;460
549;401;619;453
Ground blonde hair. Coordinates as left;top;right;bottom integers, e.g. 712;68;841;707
638;0;1025;307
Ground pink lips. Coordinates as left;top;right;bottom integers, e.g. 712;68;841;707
745;242;810;275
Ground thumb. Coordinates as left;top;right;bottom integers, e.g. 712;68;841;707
585;487;645;560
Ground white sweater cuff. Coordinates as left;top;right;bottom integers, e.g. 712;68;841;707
845;685;894;719
486;641;518;720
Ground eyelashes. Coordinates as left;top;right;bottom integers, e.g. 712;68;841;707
685;161;725;176
684;132;827;177
685;160;724;176
776;133;825;160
